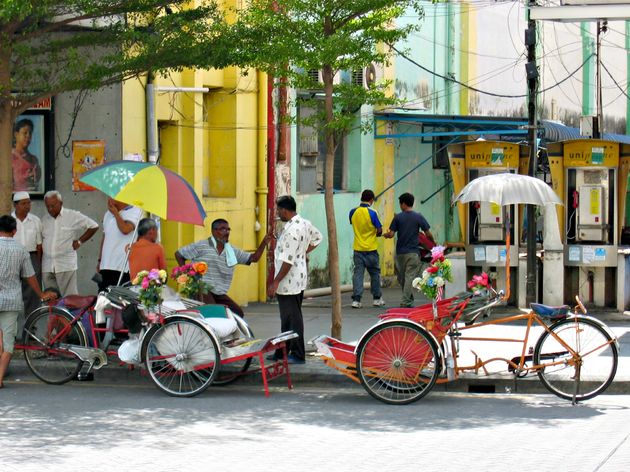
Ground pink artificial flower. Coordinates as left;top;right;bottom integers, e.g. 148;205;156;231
141;278;150;289
430;245;446;263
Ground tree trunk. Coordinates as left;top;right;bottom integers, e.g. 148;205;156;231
0;46;14;215
322;65;342;339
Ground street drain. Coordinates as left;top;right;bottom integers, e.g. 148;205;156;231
468;384;496;393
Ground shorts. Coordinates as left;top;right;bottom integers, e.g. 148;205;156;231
0;311;20;353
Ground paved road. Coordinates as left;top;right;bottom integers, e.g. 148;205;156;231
2;381;629;471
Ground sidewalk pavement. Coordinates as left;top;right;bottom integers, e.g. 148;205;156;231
7;286;630;397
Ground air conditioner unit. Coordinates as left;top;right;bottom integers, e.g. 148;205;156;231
350;63;378;89
306;69;343;89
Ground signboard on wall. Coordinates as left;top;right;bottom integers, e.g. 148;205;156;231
72;140;106;191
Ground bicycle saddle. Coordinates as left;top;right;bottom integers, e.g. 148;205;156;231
530;303;570;319
62;295;97;310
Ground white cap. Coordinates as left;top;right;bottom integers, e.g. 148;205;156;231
13;191;30;202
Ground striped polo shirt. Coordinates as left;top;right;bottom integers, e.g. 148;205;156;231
349;203;382;252
177;239;251;295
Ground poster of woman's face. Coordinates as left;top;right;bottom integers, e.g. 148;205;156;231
12;114;45;194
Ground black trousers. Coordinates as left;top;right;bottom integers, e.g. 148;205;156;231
275;292;305;360
98;270;130;292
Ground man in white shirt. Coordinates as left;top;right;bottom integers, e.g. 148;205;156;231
97;198;143;290
267;195;322;364
42;191;99;297
11;191;43;321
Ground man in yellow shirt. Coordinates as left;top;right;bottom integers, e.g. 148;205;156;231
349;189;385;308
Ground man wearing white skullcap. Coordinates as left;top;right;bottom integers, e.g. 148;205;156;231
11;192;42;323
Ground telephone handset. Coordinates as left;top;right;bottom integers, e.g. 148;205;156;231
572;190;579;209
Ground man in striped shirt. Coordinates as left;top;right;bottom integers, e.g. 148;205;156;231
0;215;55;388
175;218;270;318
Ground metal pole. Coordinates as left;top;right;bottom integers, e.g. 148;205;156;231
595;21;607;138
146;72;159;164
525;2;539;306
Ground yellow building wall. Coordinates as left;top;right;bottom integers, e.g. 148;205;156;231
121;64;268;306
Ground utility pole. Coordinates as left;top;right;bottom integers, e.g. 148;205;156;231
525;1;539;306
595;20;607;138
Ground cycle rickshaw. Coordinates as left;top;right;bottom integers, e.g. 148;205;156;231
19;286;297;397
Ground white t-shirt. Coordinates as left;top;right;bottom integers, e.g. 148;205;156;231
99;206;143;272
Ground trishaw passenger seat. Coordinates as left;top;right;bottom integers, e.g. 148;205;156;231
197;304;239;340
61;295;97;310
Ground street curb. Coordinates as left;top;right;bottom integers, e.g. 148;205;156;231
7;359;629;397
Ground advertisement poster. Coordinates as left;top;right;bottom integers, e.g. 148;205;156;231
12;114;45;194
72;140;106;191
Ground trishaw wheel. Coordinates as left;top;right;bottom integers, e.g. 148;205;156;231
534;316;618;402
144;317;220;397
212;326;254;387
22;307;87;385
356;321;439;405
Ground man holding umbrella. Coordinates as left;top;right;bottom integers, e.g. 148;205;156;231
96;198;143;290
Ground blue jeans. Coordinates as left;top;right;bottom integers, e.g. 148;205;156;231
352;250;382;302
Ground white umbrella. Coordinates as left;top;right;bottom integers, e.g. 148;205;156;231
452;173;562;301
453;172;562;206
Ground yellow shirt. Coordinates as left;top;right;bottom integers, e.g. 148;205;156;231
349;204;382;252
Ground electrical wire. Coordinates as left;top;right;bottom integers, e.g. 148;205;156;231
392;44;594;99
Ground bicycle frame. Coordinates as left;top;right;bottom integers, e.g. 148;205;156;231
19;302;129;357
441;308;617;383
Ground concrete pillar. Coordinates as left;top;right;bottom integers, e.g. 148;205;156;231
543;203;564;306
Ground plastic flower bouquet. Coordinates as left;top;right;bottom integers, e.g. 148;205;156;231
132;268;167;310
412;246;453;301
171;262;210;299
467;272;491;296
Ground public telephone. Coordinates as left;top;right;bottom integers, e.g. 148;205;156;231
567;168;611;243
468;169;512;243
479;202;505;241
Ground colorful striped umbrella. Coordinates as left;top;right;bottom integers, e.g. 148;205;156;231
79;161;206;225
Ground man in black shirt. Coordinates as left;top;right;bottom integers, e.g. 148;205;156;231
384;192;435;307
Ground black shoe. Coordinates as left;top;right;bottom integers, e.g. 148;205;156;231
287;355;305;365
265;354;280;362
75;372;94;381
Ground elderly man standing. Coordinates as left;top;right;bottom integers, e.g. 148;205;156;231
175;218;270;318
96;198;143;290
0;215;55;388
11;191;43;321
267;195;322;364
42;191;99;297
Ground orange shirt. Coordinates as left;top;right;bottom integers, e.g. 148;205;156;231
128;239;166;279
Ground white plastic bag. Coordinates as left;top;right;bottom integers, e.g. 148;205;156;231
118;337;141;365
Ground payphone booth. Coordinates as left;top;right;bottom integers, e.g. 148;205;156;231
548;139;630;308
448;141;530;305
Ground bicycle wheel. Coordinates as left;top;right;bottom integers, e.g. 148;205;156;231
22;306;87;385
534;316;618;402
356;321;440;405
144;317;220;397
212;325;254;387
